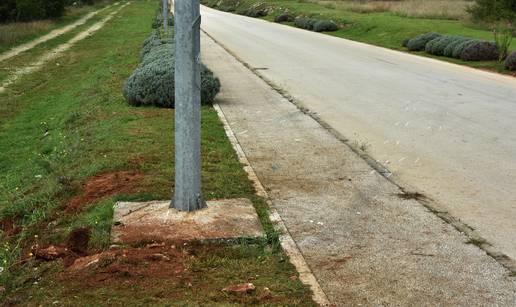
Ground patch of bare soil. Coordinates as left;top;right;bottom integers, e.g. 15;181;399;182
0;216;22;236
60;244;188;288
65;171;144;212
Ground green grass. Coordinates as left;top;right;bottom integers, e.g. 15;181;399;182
202;0;516;74
0;1;114;54
0;5;120;84
0;0;313;305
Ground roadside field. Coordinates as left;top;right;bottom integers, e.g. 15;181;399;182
202;0;516;74
0;1;113;54
0;0;313;305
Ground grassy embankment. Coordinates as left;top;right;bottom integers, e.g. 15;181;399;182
0;0;114;54
202;0;516;74
0;0;313;305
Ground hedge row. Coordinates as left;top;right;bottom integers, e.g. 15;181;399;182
294;17;338;32
123;14;220;108
404;32;502;62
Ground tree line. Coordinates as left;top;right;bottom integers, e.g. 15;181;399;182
0;0;97;23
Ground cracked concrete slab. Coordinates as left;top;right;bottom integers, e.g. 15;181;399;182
201;33;516;306
111;199;264;244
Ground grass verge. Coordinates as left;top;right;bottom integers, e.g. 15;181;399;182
202;0;516;75
0;0;313;305
0;1;114;54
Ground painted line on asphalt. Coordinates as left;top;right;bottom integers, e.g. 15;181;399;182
213;102;332;306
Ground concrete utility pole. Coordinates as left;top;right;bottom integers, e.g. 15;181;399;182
172;0;205;212
162;0;168;31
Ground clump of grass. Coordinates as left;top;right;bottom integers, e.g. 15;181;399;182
0;21;53;47
492;23;514;62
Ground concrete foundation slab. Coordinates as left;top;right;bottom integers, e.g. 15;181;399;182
111;198;264;244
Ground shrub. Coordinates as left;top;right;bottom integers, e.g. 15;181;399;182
460;41;500;61
452;39;479;58
123;57;220;108
14;0;45;21
443;37;470;57
493;24;514;61
406;32;442;51
42;0;65;19
274;12;294;23
424;36;442;54
152;10;174;29
504;51;516;70
244;8;267;18
294;17;317;30
141;43;174;67
426;36;459;56
313;20;338;32
401;38;410;48
1;0;65;22
124;12;220;109
140;31;173;61
468;0;516;22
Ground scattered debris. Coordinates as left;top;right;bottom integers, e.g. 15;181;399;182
69;252;115;271
145;253;170;262
222;283;256;294
33;245;68;261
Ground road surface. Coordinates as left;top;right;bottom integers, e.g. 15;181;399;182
200;6;516;261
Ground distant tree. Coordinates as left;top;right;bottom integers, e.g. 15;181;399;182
0;0;17;22
43;0;66;18
0;0;65;22
469;0;516;22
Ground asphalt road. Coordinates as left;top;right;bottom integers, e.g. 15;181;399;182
200;6;516;261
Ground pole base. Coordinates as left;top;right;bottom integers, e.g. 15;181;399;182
170;194;207;212
111;198;264;244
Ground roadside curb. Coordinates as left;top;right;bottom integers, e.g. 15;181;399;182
213;102;332;306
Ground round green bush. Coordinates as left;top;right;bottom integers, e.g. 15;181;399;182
460;41;500;61
313;20;338;32
504;51;516;71
274;12;295;23
244;8;267;18
429;36;458;56
294;17;317;30
407;32;442;51
123;56;220;108
443;37;470;58
141;43;174;67
152;10;174;29
401;38;410;48
424;36;442;54
140;32;174;61
452;39;479;58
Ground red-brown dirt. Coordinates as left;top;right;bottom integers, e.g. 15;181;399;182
65;171;144;212
60;244;187;286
